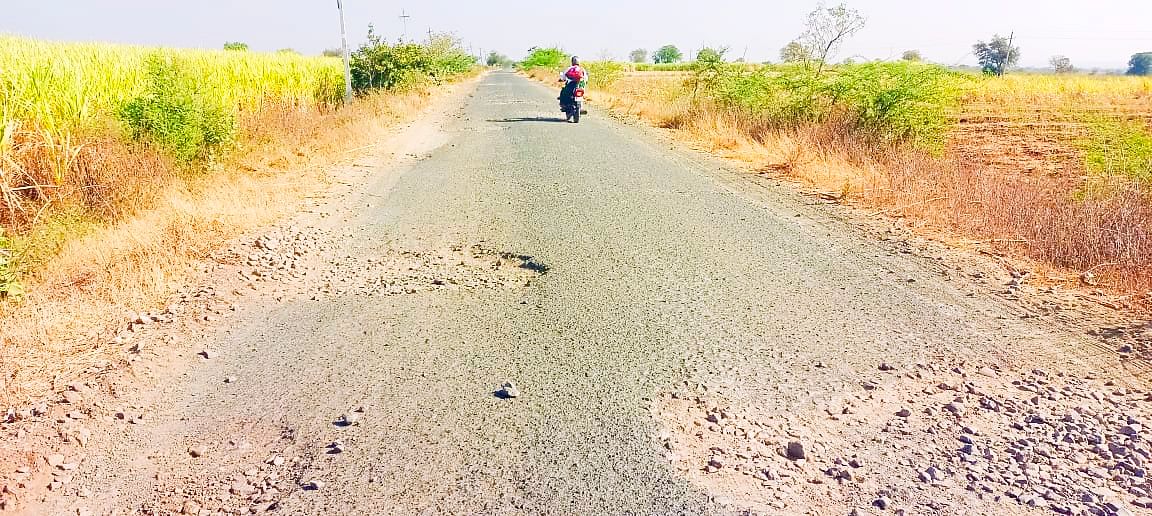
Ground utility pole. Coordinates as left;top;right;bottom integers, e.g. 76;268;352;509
1000;31;1015;77
337;0;352;104
399;10;411;41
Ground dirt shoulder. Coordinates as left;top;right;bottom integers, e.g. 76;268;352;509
0;77;483;515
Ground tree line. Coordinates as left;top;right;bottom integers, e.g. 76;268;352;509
614;10;1151;77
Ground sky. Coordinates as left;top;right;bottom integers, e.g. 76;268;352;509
3;1;1151;70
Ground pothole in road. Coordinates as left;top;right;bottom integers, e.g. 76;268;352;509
314;245;545;298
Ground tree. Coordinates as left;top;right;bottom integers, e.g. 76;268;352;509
486;51;513;68
973;34;1020;76
653;45;683;64
798;3;866;73
1128;52;1152;76
696;47;726;63
901;50;922;62
277;48;300;55
322;48;343;58
779;41;810;63
629;49;648;63
223;42;249;52
1049;55;1074;74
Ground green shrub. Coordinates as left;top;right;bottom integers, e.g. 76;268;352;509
350;30;475;91
585;61;625;89
708;62;962;150
120;53;236;164
828;62;963;149
1084;118;1152;182
712;65;825;125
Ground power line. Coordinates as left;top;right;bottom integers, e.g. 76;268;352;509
399;10;411;41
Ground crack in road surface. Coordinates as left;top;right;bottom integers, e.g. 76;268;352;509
14;72;1149;516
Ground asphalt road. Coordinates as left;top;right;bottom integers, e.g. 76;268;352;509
40;71;1090;515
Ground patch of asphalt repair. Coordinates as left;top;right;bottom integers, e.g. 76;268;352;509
3;71;1147;516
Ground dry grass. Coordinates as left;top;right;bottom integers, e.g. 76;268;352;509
590;72;1152;294
0;88;438;404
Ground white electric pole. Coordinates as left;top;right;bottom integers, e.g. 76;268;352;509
337;0;353;103
399;10;411;41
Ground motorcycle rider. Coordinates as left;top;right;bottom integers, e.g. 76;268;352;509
558;56;588;114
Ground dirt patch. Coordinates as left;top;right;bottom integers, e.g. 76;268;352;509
947;118;1085;179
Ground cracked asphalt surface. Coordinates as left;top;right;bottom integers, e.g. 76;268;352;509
32;71;1112;515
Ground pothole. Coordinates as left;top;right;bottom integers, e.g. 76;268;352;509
314;245;545;298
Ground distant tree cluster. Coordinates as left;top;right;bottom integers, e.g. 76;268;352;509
629;49;648;63
223;42;249;52
486;51;514;68
901;50;922;62
1129;53;1152;76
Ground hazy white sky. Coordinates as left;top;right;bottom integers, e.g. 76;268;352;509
3;1;1151;69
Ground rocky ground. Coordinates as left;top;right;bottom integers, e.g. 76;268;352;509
657;362;1152;515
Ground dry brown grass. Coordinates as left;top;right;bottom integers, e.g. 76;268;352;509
591;72;1152;294
0;88;441;404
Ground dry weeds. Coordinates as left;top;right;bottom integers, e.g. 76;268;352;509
0;88;439;404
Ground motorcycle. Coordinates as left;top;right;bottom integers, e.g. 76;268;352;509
559;77;587;123
561;87;585;123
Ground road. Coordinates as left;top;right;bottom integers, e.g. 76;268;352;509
31;72;1138;516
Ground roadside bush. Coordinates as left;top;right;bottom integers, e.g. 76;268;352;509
518;47;566;70
585;61;625;89
711;65;825;126
709;62;962;150
828;63;962;150
350;30;475;92
120;53;236;164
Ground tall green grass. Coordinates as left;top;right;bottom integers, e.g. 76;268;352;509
0;35;344;137
0;36;362;295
